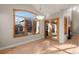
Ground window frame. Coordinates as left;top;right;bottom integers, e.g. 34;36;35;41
13;9;38;37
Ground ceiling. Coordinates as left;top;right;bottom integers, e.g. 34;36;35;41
32;4;75;16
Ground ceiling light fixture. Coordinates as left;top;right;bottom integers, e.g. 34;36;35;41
37;4;44;20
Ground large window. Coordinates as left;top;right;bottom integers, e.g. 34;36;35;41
13;9;40;37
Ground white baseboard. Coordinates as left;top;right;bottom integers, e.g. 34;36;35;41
0;37;42;50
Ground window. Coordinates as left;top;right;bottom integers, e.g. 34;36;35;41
13;9;40;37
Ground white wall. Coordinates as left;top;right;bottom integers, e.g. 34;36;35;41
0;4;44;50
59;16;64;43
72;10;79;34
51;8;72;43
0;17;2;45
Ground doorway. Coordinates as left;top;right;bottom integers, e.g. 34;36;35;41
44;17;59;43
44;20;49;38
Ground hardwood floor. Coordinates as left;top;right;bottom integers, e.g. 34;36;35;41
0;35;79;54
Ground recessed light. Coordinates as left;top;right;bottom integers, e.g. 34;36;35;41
73;7;76;11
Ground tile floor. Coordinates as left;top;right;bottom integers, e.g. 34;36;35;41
0;35;79;54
